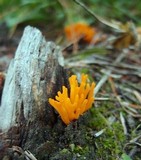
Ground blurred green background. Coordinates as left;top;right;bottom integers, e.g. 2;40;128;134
0;0;141;33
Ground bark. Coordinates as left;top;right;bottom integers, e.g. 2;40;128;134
0;26;68;159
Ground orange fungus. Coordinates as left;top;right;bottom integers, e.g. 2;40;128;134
64;22;95;43
49;74;95;125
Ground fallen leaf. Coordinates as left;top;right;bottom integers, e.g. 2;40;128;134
112;22;138;49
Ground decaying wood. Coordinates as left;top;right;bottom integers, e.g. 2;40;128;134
0;26;68;159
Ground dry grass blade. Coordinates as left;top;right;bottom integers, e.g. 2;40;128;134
25;150;38;160
133;91;141;104
94;50;129;96
12;146;38;160
120;112;128;135
73;0;126;32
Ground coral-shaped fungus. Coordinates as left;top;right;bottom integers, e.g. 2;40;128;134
49;74;95;125
64;22;95;43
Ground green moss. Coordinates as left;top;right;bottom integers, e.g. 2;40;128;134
69;144;95;160
89;101;119;129
54;100;126;160
50;148;72;160
87;101;126;160
93;124;124;159
40;97;129;159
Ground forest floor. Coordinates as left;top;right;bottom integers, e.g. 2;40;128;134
0;21;141;160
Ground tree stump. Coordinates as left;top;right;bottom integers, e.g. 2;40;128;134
0;26;68;159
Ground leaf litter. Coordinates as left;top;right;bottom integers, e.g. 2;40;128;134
61;1;141;159
0;1;141;159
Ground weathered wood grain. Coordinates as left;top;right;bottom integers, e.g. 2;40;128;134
0;26;65;131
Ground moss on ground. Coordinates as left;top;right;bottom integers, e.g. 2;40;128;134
87;101;126;160
48;100;127;160
31;95;138;160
